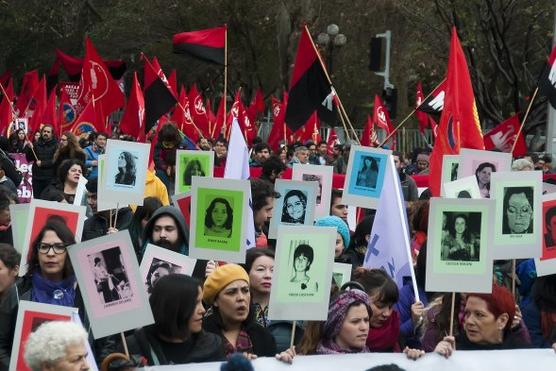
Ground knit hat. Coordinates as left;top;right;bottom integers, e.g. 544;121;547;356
203;264;250;306
322;289;370;340
315;215;350;250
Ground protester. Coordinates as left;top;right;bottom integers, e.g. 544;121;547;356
53;131;86;170
314;216;351;260
522;274;556;347
250;143;271;167
432;284;531;357
128;197;163;259
7;129;27;153
512;158;534;171
197;137;213;151
0;244;20;371
250;179;277;248
288;145;309;167
82;179;133;241
140;169;170;207
202;264;277;358
214;137;228;167
24;321;90;371
353;268;401;352
142;206;189;257
0;163;18;196
0;189;16;245
0;144;21;191
154;123;189;195
329;189;349;223
341;215;375;269
333;143;351;174
40;159;87;205
84;131;107;180
25;124;58;198
310;141;329;165
122;274;225;365
244;249;274;328
393;151;418;202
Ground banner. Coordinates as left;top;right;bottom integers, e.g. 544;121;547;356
10;153;32;203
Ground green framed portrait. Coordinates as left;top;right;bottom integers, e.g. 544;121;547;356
189;177;250;263
175;150;214;194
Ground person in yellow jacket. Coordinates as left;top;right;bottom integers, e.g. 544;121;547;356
130;169;169;212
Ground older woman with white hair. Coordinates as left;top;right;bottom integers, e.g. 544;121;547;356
24;321;89;371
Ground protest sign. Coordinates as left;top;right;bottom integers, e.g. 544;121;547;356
19;200;86;276
440;154;460;196
269;225;336;321
292;164;333;218
140;243;197;295
9;203;29;254
10;152;33;202
491;171;542;259
457;149;512;198
175;150;214;194
442;175;481;199
332;262;352;288
341;145;391;209
96;154;119;211
426;197;495;293
68;231;154;339
535;193;556;276
268;179;318;239
189;176;250;263
171;191;192;226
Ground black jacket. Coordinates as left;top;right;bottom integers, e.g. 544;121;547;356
124;325;225;366
25;138;58;180
203;311;277;357
82;208;133;241
0;148;22;187
456;329;531;351
0;285;18;371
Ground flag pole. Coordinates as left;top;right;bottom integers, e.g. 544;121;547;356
511;87;539;154
303;25;358;143
222;25;228;140
379;78;447;147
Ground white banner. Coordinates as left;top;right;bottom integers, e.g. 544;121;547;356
143;349;556;371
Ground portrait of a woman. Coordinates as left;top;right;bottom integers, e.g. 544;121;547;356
356;156;379;189
441;213;479;261
281;190;307;224
115;151;137;186
204;197;233;238
502;187;534;235
183;159;205;186
289;244;318;293
475;162;496;198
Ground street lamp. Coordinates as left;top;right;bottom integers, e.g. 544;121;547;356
317;23;347;75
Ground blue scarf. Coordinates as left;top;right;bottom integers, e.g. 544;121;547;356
31;273;77;307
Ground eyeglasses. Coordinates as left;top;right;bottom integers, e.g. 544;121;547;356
37;243;67;255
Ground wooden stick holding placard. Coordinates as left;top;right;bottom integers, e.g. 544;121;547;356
511;259;517;298
113;203;120;230
290;321;297;348
120;332;130;359
449;292;456;336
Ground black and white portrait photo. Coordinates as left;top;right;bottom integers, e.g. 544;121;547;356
450;162;459;182
441;212;481;262
145;258;181;294
115;151;137;186
502;186;534;235
281;190;307;224
302;174;323;204
544;206;556;249
88;246;133;305
203;197;234;238
289;243;318;293
355;155;379;189
474;162;496;198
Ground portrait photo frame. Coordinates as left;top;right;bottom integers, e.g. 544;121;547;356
268;179;319;239
535;193;556;276
341;145;392;209
10;301;77;371
490;171;542;260
9;203;30;254
291;164;333;218
332;262;352;289
140;243;198;295
19;200;86;277
189;176;250;263
68;231;154;339
442;175;482;199
102;139;149;205
440;154;460;195
426;197;495;293
97;154;120;212
174;150;214;195
457;149;512;198
269;225;336;321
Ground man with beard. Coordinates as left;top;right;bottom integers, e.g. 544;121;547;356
25;124;58;198
82;180;133;241
142;206;190;256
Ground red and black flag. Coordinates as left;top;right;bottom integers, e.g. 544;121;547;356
172;26;226;65
417;80;447;115
143;55;177;134
285;25;336;132
539;45;556;109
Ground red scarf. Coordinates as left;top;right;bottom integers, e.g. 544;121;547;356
366;310;401;352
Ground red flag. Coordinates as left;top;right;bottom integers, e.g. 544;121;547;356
429;28;485;197
142;55;177;134
58;87;76;134
173;26;226;65
119;73;146;141
360;114;379;147
294;111;320;143
0;78;14;135
416;82;430;134
267;94;291;152
77;37;125;117
168;69;178;98
0;70;11;88
171;85;199;142
41;86;58;133
188;84;210;137
483;114;527;157
206;97;216;128
15;70;39;116
70;98;102;136
54;49;127;81
212;97;226;139
246;88;265;121
326;128;339;156
27;76;48;134
372;95;393;134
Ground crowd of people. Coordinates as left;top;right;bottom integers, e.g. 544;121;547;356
0;121;555;370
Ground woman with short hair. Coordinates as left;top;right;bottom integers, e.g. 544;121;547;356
40;159;87;204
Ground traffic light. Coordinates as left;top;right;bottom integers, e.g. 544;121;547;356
382;87;397;119
369;37;383;72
